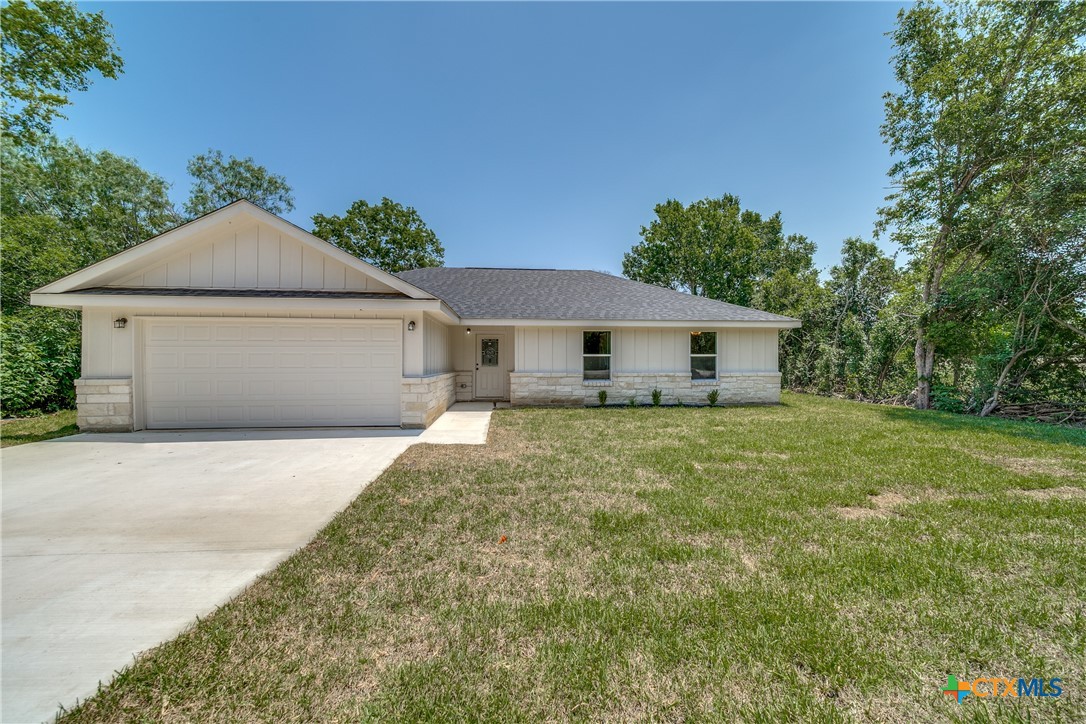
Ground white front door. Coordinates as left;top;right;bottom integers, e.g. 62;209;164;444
142;318;402;428
475;334;507;399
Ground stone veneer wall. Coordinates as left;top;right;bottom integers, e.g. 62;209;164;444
401;372;457;428
509;372;781;407
76;377;134;431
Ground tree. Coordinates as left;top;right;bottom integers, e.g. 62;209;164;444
1;0;123;146
969;154;1086;415
623;194;815;308
1;137;176;414
184;150;295;218
1;136;178;308
878;0;1086;409
311;197;444;273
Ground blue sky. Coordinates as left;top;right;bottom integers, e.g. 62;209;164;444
62;2;905;275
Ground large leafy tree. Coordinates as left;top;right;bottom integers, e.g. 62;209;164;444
878;0;1086;409
1;137;176;413
184;150;295;218
622;194;816;308
1;136;178;308
311;198;444;273
0;0;123;146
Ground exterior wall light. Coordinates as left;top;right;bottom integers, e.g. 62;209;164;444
466;327;472;335
407;320;416;331
114;317;128;329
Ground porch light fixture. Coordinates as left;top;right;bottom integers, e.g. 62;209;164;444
407;320;416;331
113;317;128;329
466;327;472;335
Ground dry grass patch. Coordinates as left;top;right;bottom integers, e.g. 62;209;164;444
1015;485;1086;500
984;453;1080;478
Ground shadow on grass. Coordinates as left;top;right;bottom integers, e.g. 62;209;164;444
0;411;80;448
874;404;1086;447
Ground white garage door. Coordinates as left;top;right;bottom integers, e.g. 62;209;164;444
142;318;401;428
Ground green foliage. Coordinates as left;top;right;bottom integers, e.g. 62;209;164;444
597;389;607;407
627;397;637;408
184;150;295;218
651;389;662;407
707;389;719;407
1;137;178;311
878;0;1086;409
930;384;966;415
311;197;444;272
623;194;816;308
0;0;123;146
0;307;80;415
1;136;175;415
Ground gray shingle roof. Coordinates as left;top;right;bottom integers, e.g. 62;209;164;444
396;268;797;323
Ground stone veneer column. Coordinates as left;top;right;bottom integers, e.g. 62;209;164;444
401;373;458;428
75;378;134;432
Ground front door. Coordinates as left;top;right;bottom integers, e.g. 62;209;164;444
475;334;506;399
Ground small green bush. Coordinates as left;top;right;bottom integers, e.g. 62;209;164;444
0;308;81;416
931;384;966;414
597;389;607;406
627;397;637;408
651;388;662;407
707;389;719;406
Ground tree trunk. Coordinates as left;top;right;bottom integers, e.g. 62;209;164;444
914;336;936;410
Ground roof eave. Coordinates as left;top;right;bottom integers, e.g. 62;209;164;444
30;291;460;322
457;317;801;328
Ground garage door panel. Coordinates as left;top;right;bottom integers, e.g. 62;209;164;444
308;326;338;342
214;325;244;342
143;319;402;428
183;325;212;341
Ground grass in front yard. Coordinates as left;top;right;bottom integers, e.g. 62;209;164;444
0;409;78;447
61;394;1085;722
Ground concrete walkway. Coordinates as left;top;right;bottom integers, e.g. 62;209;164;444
418;401;497;444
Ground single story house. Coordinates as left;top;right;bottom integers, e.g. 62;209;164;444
31;201;800;431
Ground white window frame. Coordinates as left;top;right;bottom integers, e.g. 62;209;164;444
690;331;717;380
583;330;612;381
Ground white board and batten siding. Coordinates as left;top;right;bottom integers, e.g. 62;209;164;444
141;318;401;428
113;220;396;292
515;327;779;374
422;314;453;375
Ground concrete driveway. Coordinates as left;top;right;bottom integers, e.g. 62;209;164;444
1;427;426;723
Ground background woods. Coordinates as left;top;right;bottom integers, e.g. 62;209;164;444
1;0;1083;422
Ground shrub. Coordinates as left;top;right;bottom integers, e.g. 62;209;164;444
931;383;966;414
627;397;637;408
707;389;719;406
597;389;607;406
651;388;662;407
0;308;81;416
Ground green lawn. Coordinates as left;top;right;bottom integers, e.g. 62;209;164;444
0;409;78;447
60;394;1085;722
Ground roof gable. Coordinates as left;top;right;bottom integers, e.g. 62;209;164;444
35;201;434;299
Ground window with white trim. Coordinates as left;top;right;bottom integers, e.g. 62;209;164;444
690;331;717;379
583;331;611;380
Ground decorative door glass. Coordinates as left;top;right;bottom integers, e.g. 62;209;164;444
481;338;499;367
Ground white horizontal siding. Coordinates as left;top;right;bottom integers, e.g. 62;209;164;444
112;220;396;292
514;326;779;374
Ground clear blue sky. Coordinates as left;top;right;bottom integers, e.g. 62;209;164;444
61;1;905;275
